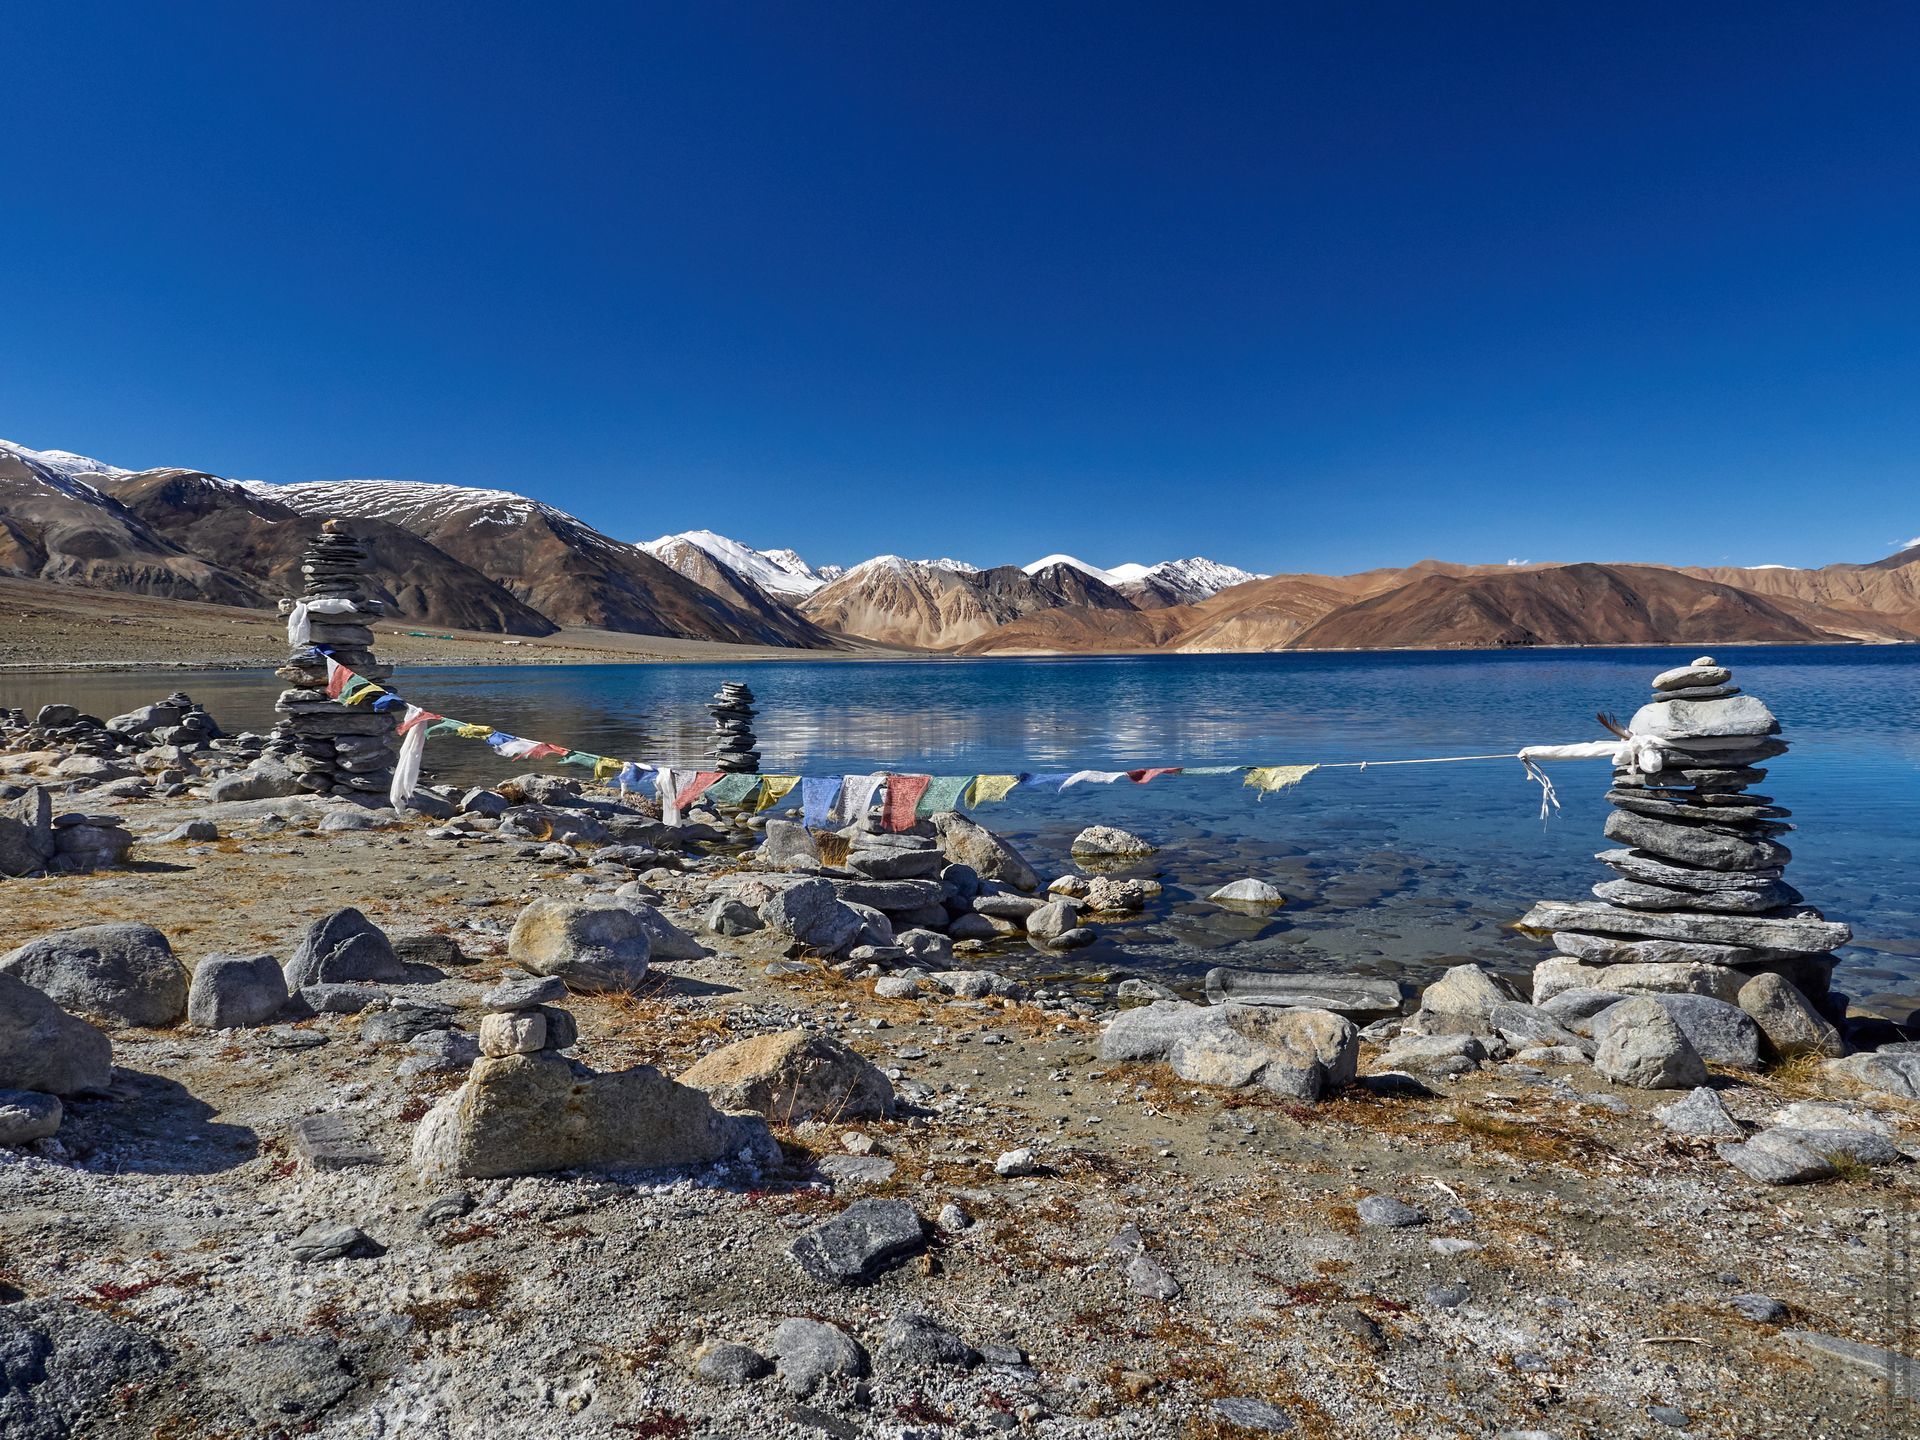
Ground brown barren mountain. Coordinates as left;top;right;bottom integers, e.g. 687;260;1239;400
800;559;1137;650
1286;563;1836;649
106;470;560;636
0;449;264;607
1681;551;1920;641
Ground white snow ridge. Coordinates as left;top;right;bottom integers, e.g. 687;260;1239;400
640;530;832;597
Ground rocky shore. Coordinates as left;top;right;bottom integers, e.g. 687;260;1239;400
1;677;1916;1439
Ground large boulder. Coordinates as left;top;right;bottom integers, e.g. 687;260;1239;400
283;908;409;990
411;1052;776;1179
0;973;112;1096
506;900;651;993
1024;898;1082;944
613;898;710;961
187;954;289;1029
758;879;865;954
1100;1001;1356;1101
1641;993;1765;1070
931;812;1040;892
0;923;187;1028
678;1029;895;1122
0;786;55;876
1737;973;1845;1061
1532;956;1743;1005
1414;963;1521;1032
205;760;304;803
1593;998;1710;1089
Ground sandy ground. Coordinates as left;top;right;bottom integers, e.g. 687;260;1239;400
0;578;905;670
1;772;1914;1438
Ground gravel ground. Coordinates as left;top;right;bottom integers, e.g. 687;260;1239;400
1;782;1914;1440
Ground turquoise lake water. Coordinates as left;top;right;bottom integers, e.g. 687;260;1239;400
9;646;1919;1013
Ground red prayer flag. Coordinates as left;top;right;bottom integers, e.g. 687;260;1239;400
881;774;931;832
1127;767;1182;784
676;770;724;808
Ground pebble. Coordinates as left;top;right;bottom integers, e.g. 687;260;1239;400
1355;1195;1425;1228
286;1223;377;1263
994;1146;1038;1177
1209;1397;1295;1432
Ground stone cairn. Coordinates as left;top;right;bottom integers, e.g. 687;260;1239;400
709;681;760;774
269;524;399;798
1521;655;1851;1022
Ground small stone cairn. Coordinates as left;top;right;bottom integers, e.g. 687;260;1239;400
1521;655;1851;1017
709;681;760;775
269;524;399;797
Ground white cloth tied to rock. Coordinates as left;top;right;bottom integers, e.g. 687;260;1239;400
1515;734;1670;820
285;596;365;648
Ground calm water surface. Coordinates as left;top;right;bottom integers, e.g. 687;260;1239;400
9;647;1918;1012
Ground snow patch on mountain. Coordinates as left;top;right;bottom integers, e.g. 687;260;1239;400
916;558;981;573
641;530;830;597
252;478;546;527
1109;557;1265;600
1022;554;1119;584
0;438;128;505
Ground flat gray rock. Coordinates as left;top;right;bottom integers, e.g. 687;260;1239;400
1593;876;1800;915
1210;1397;1296;1433
1652;1086;1744;1140
1783;1330;1920;1392
1596;848;1786;894
1629;694;1779;740
481;972;569;1012
1523;901;1849;956
1204;969;1404;1018
1600;809;1791;873
787;1198;927;1285
1356;1195;1425;1228
292;1113;384;1170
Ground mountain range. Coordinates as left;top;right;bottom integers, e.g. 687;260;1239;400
2;437;1916;654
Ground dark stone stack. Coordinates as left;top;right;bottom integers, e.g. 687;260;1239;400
268;524;399;798
1521;655;1851;1009
709;681;759;775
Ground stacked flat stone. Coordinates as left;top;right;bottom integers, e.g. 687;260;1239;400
709;681;759;775
477;971;577;1057
268;524;399;798
1521;656;1851;1013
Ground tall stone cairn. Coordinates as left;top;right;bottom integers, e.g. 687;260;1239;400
269;523;399;797
709;681;759;774
1520;655;1852;1023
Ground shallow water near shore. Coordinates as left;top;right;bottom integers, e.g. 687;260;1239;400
9;645;1920;1012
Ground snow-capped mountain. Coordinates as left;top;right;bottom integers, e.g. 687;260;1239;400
249;478;548;530
1017;553;1263;603
917;557;981;573
640;529;832;598
1110;557;1266;603
0;438;132;484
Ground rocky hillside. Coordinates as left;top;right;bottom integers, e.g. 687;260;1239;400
106;470;559;636
0;443;264;608
4;438;1913;654
1285;563;1838;649
798;558;1138;650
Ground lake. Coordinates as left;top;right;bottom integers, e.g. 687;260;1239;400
7;646;1919;1013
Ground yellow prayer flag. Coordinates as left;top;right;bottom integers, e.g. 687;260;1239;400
967;774;1021;805
454;723;493;739
1245;764;1318;795
343;686;385;707
756;775;800;811
593;756;623;780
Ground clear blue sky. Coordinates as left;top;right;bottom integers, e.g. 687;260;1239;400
3;3;1916;573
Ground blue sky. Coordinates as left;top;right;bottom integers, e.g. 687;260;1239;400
3;3;1916;574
